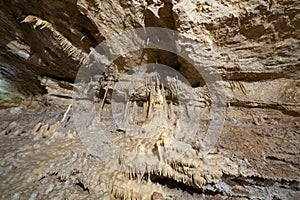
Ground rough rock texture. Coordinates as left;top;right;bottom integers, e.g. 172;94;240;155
0;0;299;199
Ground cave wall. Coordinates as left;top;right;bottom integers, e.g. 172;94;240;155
0;0;299;199
0;0;299;111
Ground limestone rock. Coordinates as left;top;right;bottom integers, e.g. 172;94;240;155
0;0;299;199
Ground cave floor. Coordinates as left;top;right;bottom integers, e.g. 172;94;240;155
0;105;299;199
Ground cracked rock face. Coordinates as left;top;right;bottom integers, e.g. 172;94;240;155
0;0;299;199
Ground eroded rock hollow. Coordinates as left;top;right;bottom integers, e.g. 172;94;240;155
0;0;299;199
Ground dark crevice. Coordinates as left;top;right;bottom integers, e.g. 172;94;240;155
42;172;67;183
58;81;73;90
223;174;300;192
221;71;291;82
266;156;286;162
229;101;300;117
264;156;298;167
38;176;46;181
45;74;75;84
50;94;72;99
56;176;66;182
150;174;223;196
76;181;90;193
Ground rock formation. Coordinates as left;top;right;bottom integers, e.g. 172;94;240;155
0;0;299;199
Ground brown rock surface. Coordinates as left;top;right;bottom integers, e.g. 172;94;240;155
0;0;299;199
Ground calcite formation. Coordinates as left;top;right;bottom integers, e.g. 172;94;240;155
0;0;299;199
